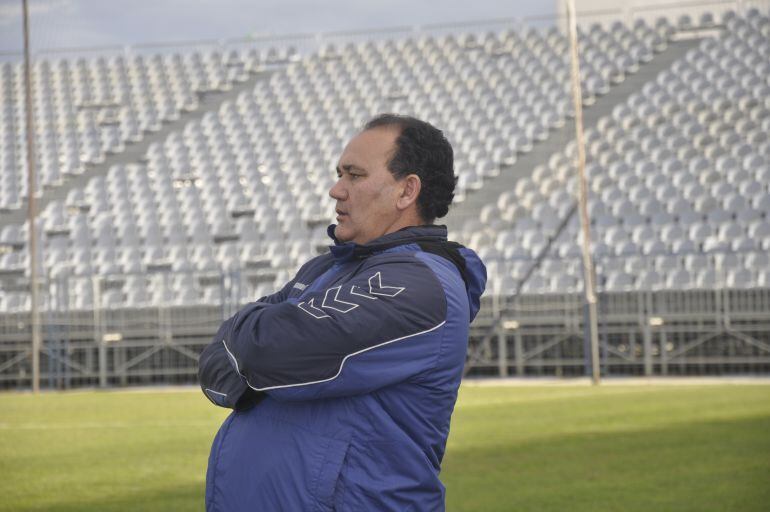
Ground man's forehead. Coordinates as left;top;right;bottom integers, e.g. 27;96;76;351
340;126;399;162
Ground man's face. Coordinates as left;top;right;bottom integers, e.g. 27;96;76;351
329;127;403;245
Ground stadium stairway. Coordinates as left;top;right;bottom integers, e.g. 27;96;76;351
0;68;275;229
445;37;704;232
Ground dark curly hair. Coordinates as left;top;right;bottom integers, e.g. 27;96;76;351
363;114;456;223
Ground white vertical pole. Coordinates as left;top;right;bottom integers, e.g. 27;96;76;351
566;0;601;385
22;0;42;393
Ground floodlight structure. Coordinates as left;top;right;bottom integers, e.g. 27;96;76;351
22;0;42;393
566;0;601;385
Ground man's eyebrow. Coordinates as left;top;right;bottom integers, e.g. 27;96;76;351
336;164;367;173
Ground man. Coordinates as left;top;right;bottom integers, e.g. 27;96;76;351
198;114;486;511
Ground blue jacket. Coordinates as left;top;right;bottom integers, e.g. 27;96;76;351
198;225;486;511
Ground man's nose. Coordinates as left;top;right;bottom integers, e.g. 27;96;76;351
329;179;346;200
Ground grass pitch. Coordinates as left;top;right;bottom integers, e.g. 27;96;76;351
1;383;768;511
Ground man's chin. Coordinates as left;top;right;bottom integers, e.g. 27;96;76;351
333;225;353;243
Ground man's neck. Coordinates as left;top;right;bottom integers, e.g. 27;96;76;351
378;211;426;241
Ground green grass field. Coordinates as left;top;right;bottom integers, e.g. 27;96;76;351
1;383;769;511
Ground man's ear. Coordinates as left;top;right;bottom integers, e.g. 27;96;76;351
397;174;421;211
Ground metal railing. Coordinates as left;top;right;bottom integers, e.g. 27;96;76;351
467;287;770;378
1;270;769;390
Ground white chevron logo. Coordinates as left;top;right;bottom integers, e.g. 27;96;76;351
322;286;359;313
368;271;405;297
350;285;378;300
296;272;406;319
297;297;330;319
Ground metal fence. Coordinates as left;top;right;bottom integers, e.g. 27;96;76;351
0;305;218;389
2;270;770;390
467;288;770;378
0;269;255;390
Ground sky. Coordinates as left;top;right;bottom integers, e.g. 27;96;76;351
0;0;553;54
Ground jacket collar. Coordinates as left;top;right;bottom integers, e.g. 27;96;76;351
327;224;447;261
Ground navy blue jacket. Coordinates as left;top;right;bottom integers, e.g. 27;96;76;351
198;225;486;511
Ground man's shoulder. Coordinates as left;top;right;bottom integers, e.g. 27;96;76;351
357;247;460;297
362;245;431;268
365;245;465;288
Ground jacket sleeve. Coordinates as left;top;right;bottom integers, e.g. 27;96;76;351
198;307;269;410
197;257;336;409
221;256;448;401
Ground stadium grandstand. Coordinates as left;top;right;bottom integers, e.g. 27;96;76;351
1;3;769;389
